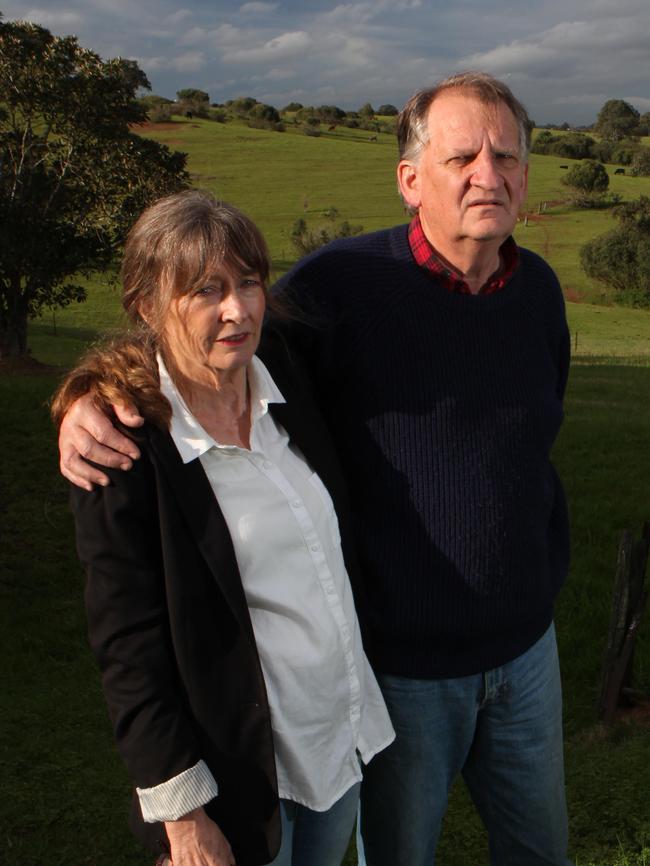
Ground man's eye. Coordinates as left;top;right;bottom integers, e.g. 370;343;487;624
498;154;519;167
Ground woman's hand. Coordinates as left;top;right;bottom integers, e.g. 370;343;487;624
165;807;235;866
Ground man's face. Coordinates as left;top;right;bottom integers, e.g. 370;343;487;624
398;92;528;260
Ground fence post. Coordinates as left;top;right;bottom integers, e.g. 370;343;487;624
598;525;649;725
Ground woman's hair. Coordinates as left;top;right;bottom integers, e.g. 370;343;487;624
397;71;533;165
121;189;275;335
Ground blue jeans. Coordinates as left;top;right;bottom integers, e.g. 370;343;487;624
358;624;572;866
270;782;360;866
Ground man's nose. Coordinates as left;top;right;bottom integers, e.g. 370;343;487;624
470;150;502;188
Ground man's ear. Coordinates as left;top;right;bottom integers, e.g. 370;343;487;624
397;159;422;211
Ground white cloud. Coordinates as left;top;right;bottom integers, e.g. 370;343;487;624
222;30;312;64
166;8;193;25
239;2;278;13
172;50;205;72
20;8;81;27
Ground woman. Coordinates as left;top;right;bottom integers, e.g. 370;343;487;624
53;191;393;866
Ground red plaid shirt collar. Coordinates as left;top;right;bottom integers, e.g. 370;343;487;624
407;215;519;295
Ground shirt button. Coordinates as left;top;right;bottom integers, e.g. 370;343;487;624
291;499;301;508
263;461;272;469
310;543;320;552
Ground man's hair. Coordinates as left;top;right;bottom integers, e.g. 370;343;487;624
121;189;273;335
397;71;533;165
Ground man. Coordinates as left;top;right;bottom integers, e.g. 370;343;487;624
58;72;572;865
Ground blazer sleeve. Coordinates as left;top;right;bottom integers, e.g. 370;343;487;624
70;452;205;793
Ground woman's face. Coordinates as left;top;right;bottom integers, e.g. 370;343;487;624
161;262;266;383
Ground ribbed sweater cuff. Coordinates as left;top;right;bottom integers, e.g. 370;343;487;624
136;759;219;823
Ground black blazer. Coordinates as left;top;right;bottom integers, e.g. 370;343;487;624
70;335;368;865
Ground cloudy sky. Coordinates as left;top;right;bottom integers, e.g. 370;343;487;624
4;0;649;125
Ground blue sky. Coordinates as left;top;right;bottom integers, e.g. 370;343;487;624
4;0;649;125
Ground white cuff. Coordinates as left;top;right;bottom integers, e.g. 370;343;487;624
136;759;219;822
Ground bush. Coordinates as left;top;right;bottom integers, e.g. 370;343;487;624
249;103;280;123
290;216;363;255
580;196;650;305
303;126;321;137
377;104;399;116
148;103;173;123
531;131;595;159
177;99;209;119
630;147;650;176
562;160;609;194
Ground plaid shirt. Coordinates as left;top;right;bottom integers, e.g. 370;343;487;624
408;215;519;295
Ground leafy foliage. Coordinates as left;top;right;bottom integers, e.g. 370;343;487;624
0;17;188;357
593;99;640;142
580;196;650;305
176;88;209;103
290;215;363;255
630;147;650;177
532;131;595;160
377;104;399;116
562;161;609;194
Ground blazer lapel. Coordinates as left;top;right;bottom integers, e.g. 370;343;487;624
146;426;257;645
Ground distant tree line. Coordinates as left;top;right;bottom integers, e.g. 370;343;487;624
137;93;400;137
532;99;650;176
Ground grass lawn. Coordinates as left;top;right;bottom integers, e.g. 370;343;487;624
3;116;650;865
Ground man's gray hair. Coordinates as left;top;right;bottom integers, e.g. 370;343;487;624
397;71;533;166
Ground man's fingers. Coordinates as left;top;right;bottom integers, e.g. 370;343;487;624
113;399;145;430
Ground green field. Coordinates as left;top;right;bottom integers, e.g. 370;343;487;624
3;116;650;866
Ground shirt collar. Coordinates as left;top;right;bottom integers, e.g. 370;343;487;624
407;214;519;295
158;353;286;464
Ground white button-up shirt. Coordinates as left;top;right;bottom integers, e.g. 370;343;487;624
137;355;393;821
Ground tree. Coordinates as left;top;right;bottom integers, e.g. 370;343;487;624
580;196;650;306
0;18;189;357
594;99;640;142
176;88;209;104
630;147;650;177
377;104;398;116
562;161;609;195
358;102;375;118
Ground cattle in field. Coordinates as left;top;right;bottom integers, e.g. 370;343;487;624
328;124;336;131
185;111;193;119
560;164;568;169
614;168;625;175
368;135;378;142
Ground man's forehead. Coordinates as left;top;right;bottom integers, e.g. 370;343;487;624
426;92;518;141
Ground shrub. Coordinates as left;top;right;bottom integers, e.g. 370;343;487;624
148;103;173;123
290;217;363;255
303;126;321;137
580;196;650;305
630;147;650;177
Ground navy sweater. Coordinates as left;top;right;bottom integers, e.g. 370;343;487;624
277;224;570;678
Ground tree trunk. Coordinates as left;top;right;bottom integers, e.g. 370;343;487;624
0;284;29;359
